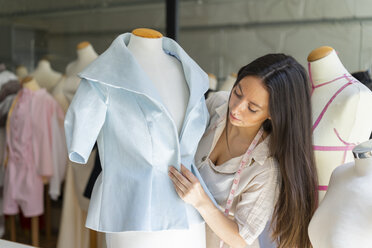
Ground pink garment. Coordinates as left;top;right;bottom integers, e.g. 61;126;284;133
3;88;66;217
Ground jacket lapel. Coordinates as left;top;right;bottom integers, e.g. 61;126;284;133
79;33;164;105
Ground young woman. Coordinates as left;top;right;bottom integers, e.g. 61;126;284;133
168;54;318;248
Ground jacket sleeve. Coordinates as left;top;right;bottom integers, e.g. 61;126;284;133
64;78;108;164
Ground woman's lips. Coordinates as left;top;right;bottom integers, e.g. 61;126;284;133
229;112;240;121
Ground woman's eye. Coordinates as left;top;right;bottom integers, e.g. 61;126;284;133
248;106;258;113
234;88;242;97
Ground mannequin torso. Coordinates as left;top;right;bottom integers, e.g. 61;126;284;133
308;140;372;248
105;28;204;248
15;65;28;81
308;47;372;201
65;42;98;77
32;60;62;92
219;73;237;92
127;32;189;134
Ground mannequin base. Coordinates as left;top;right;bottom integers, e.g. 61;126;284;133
105;222;206;248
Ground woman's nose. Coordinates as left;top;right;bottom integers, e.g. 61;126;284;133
231;100;246;114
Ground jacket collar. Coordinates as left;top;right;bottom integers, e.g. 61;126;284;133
79;33;209;115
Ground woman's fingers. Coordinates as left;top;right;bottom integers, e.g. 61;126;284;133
180;164;199;183
168;170;188;193
171;181;185;198
168;166;192;189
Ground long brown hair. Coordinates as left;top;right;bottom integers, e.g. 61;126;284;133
228;54;318;248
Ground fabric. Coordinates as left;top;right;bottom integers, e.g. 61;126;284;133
195;91;280;248
65;32;213;233
3;88;66;217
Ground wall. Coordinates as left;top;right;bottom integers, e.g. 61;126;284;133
1;0;372;85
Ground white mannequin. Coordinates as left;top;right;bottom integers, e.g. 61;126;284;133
208;73;217;91
53;42;98;112
15;65;29;81
32;59;62;93
219;73;237;92
127;32;189;133
65;42;98;77
308;139;372;248
105;28;205;248
56;42;103;248
308;46;372;201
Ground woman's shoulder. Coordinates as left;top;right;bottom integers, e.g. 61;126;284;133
206;91;230;115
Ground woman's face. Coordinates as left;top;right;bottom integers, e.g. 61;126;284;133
228;76;270;128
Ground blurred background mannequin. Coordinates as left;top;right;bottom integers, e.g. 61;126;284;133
308;46;372;201
15;65;29;81
218;73;237;92
56;41;102;248
105;28;205;248
66;42;98;77
308;139;372;247
32;59;62;93
53;42;98;112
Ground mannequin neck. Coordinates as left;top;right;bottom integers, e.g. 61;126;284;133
308;50;350;86
36;59;55;74
354;157;372;177
127;34;164;56
23;78;40;91
77;44;97;61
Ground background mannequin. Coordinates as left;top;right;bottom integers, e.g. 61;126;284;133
308;139;372;247
32;59;62;93
105;28;205;248
206;73;217;99
308;46;372;201
56;41;103;248
53;42;98;112
219;73;237;92
15;65;28;81
65;42;98;77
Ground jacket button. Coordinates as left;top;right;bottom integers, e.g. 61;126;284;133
202;156;207;162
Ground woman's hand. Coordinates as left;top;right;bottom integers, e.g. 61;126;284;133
168;164;209;209
169;164;247;248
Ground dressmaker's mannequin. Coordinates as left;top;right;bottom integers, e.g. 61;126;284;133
15;65;28;81
308;46;372;201
66;42;98;77
56;42;102;248
308;139;372;247
219;73;237;92
53;42;98;112
126;29;189;133
32;59;62;92
208;73;217;91
21;76;40;91
105;28;205;248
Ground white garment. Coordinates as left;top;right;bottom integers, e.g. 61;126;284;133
195;92;280;248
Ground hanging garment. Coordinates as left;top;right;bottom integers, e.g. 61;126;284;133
3;88;66;217
65;32;215;233
0;69;20;237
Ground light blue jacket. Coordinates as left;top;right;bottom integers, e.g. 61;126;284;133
64;33;215;233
